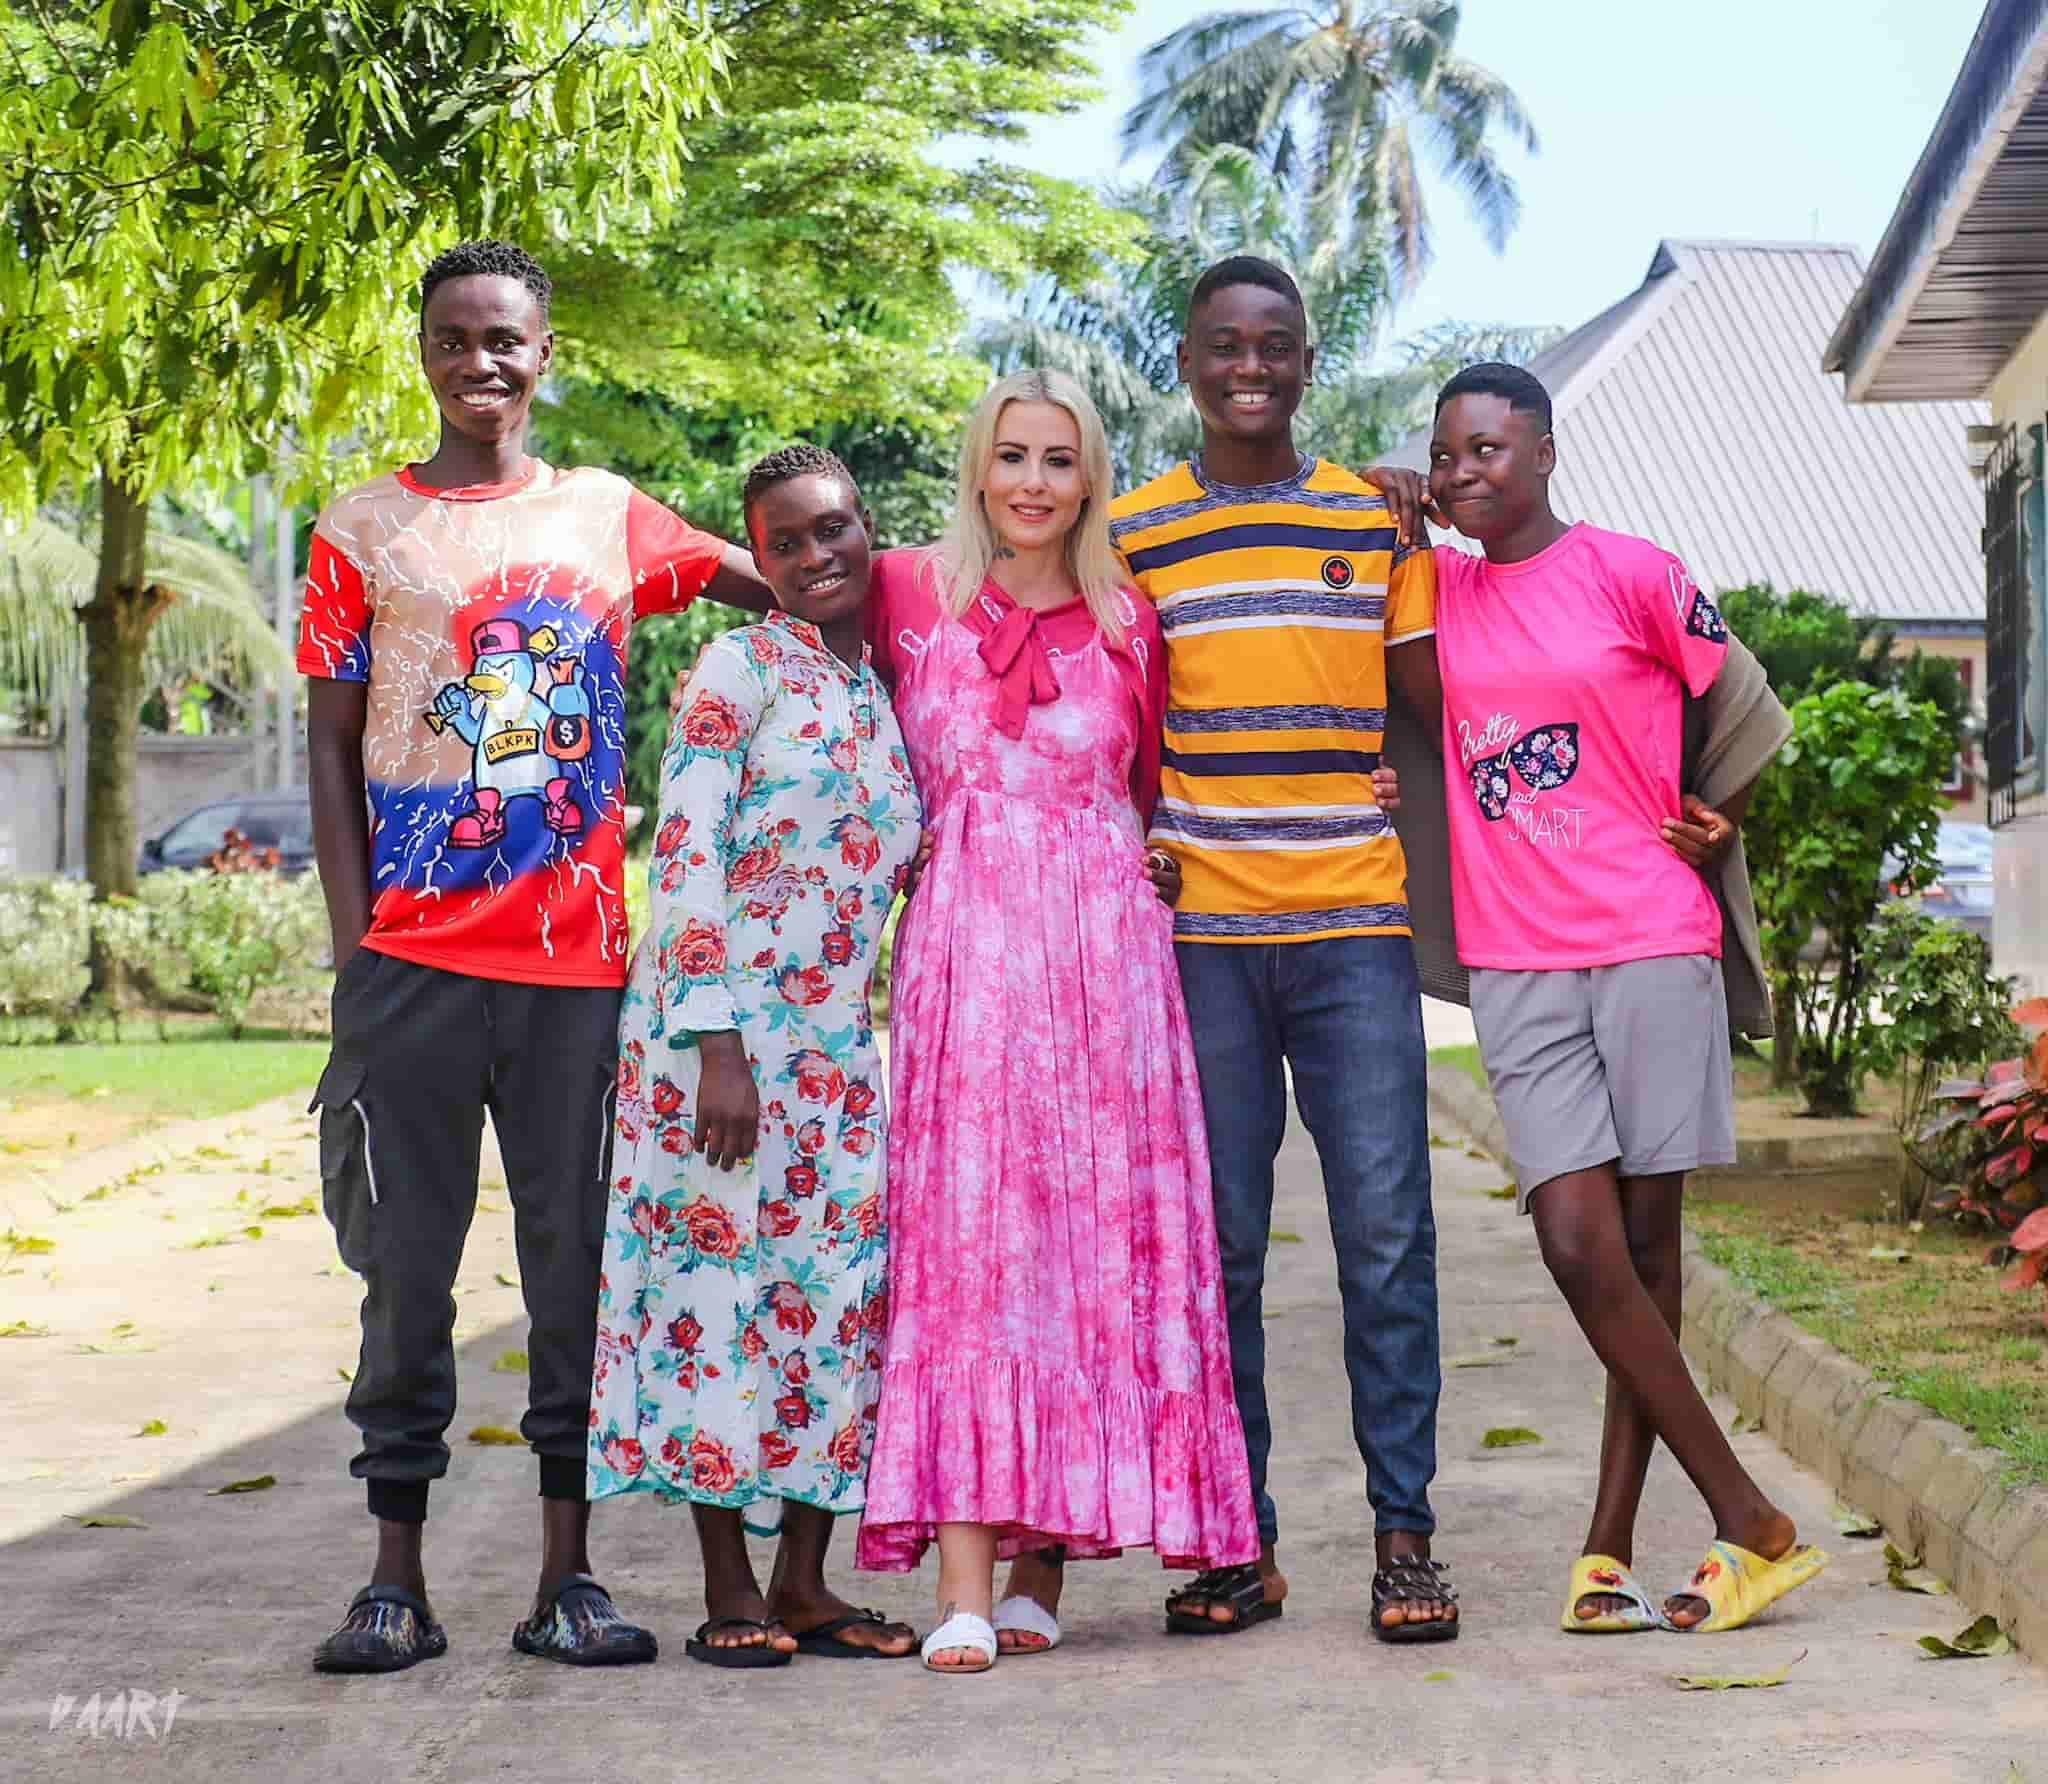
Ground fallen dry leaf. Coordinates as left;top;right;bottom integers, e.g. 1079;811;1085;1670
492;1350;529;1374
1481;1427;1541;1449
0;1320;50;1338
1447;1354;1510;1369
1831;1504;1882;1538
207;1474;277;1496
1919;1615;2011;1659
1484;1185;1517;1201
133;1419;167;1438
494;1270;520;1289
1885;1542;1949;1596
66;1513;147;1529
469;1424;524;1446
1268;1229;1303;1243
1675;1650;1804;1691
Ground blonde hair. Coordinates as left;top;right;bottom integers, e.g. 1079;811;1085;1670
933;368;1128;641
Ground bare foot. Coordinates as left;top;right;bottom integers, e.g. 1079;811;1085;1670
997;1548;1065;1654
1375;1532;1457;1631
1165;1548;1289;1627
698;1588;796;1655
768;1583;914;1657
1665;1509;1798;1629
927;1599;993;1671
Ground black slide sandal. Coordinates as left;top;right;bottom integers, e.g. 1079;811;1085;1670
792;1608;918;1659
1165;1563;1282;1635
687;1616;795;1668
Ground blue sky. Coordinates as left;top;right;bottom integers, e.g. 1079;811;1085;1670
1005;0;1985;354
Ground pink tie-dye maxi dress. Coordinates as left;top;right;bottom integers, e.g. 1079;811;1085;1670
855;550;1257;1572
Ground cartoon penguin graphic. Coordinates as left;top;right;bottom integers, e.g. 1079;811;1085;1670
427;618;592;848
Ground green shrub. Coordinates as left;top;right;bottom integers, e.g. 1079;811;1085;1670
0;869;327;1037
0;878;92;1023
1749;681;1951;1116
1868;905;2021;1215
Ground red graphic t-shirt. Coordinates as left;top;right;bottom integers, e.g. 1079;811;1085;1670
295;461;724;986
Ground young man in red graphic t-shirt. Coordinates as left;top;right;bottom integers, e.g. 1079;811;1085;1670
301;242;772;1673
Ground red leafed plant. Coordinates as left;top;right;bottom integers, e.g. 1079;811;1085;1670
2005;1207;2048;1324
1918;997;2048;1234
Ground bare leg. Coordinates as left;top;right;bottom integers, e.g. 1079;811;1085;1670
1571;1171;1682;1620
371;1519;428;1606
1532;1167;1795;1627
534;1498;591;1615
929;1521;998;1668
767;1502;915;1655
692;1505;796;1655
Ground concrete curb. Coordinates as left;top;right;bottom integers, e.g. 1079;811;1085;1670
1426;1058;2048;1657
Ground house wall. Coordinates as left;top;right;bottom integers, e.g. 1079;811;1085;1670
1988;314;2048;994
0;736;277;879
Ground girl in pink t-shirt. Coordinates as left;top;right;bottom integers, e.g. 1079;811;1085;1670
1422;363;1826;1638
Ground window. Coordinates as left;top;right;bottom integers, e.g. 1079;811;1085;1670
1985;423;2047;824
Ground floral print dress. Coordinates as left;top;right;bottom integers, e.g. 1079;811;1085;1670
587;612;920;1520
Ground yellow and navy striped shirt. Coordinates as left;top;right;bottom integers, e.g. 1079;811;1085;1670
1110;455;1435;944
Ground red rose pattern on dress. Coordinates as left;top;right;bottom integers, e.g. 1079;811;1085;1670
588;614;920;1518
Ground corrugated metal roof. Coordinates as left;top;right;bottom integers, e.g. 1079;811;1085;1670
1825;0;2048;402
1384;239;1987;626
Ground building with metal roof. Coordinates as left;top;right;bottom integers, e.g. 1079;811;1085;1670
1383;238;1987;637
1824;0;2048;996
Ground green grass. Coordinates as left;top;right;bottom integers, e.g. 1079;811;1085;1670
0;1031;328;1125
1691;1200;2048;1485
1428;1043;1487;1092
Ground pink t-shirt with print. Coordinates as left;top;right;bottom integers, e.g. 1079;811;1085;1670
1433;522;1729;971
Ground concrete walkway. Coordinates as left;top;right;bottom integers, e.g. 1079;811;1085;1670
3;1088;2044;1782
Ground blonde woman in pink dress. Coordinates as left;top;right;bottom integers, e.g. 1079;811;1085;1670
854;370;1258;1672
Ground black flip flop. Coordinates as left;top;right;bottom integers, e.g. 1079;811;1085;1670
686;1616;795;1668
791;1608;919;1659
314;1583;448;1674
1370;1557;1460;1644
1165;1563;1283;1635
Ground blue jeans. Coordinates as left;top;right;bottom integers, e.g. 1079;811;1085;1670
1176;934;1439;1546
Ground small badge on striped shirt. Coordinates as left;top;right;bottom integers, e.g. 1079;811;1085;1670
1320;555;1355;590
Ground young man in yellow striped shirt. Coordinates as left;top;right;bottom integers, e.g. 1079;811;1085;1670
1110;256;1455;1645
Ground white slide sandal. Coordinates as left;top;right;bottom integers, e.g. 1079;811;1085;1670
992;1595;1062;1654
921;1610;998;1674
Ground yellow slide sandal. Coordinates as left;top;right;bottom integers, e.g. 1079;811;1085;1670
1560;1554;1665;1633
1669;1539;1828;1633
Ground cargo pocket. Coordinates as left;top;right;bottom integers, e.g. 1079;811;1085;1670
311;1059;378;1274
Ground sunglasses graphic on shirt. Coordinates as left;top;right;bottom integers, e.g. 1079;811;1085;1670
1468;724;1580;821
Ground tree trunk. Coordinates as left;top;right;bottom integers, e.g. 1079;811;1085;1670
1770;975;1800;1089
81;470;170;995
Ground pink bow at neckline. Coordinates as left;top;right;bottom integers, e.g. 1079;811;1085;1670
976;604;1062;740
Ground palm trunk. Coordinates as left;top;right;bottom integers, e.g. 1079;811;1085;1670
81;470;169;995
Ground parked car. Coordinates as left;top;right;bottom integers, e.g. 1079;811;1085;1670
1883;820;1994;945
139;790;316;876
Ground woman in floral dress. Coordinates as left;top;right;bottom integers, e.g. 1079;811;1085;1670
855;371;1258;1672
588;447;923;1665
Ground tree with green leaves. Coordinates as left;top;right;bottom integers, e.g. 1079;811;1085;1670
530;0;1133;804
1;501;281;731
1749;681;1953;1118
980;146;1557;486
0;0;727;914
1122;1;1538;295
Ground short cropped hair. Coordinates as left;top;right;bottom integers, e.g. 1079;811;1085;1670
1433;361;1552;432
742;443;861;532
1187;254;1307;331
420;242;552;324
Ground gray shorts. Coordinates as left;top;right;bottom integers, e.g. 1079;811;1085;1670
1468;954;1736;1214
